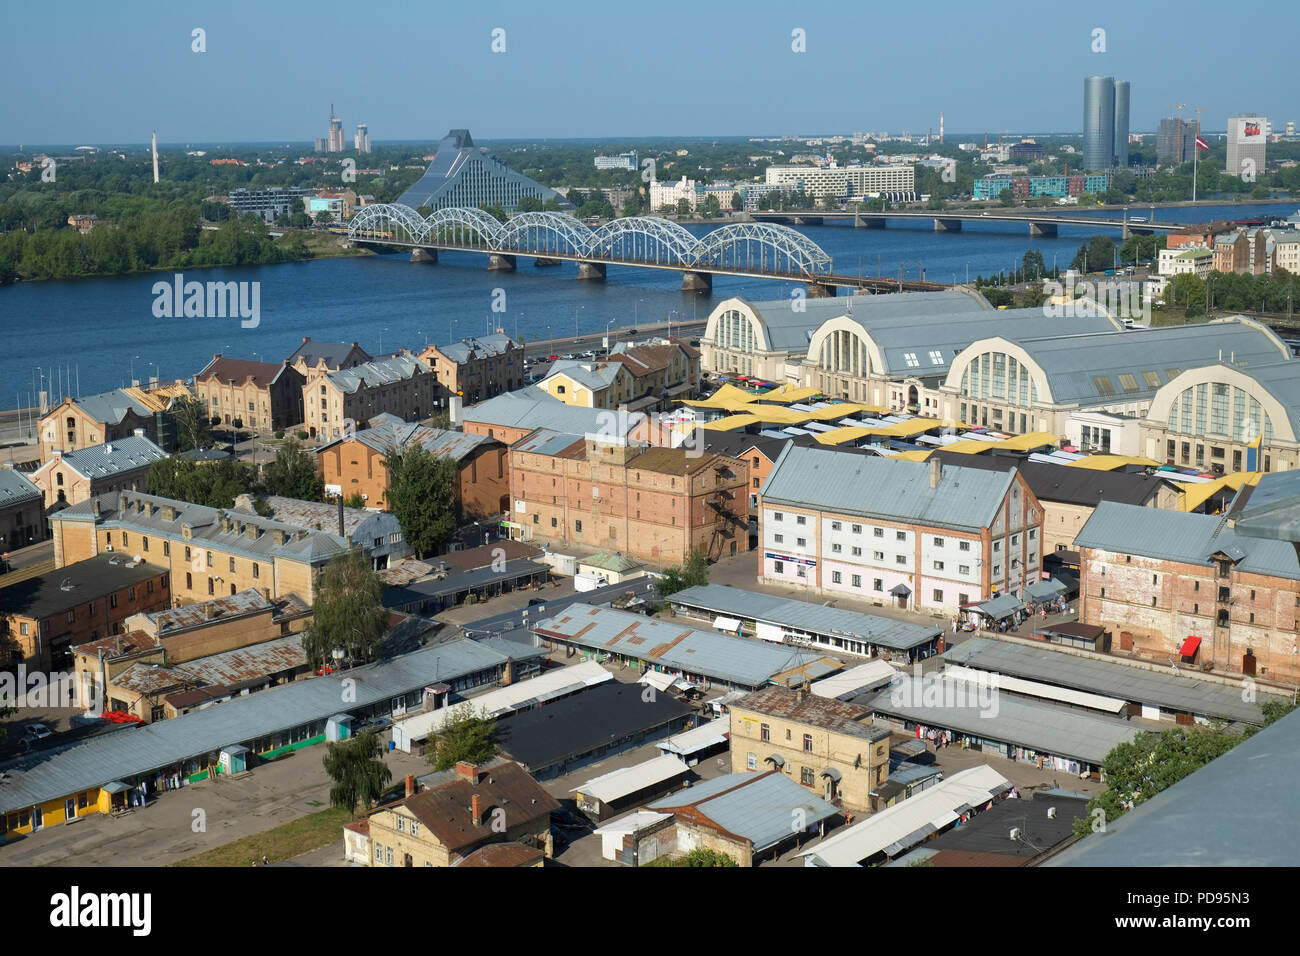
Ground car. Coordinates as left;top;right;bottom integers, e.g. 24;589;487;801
528;598;546;607
546;354;561;361
627;328;638;334
355;716;392;735
581;350;597;358
689;339;700;347
22;723;53;743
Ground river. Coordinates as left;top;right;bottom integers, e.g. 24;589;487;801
1;201;1296;410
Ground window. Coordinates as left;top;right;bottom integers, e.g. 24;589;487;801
774;534;784;544
122;533;128;547
933;590;944;603
208;578;215;595
253;563;259;579
851;524;862;534
993;541;1001;552
873;551;884;561
993;565;1001;577
831;543;842;553
397;818;405;832
163;541;169;557
801;767;815;786
753;478;760;488
933;561;944;571
803;734;813;753
146;580;153;594
832;571;842;584
385;847;393;866
831;521;842;531
1028;529;1036;540
551;517;557;528
184;546;191;563
774;561;784;574
958;593;969;606
110;594;118;609
959;541;971;552
375;844;383;862
773;512;784;522
959;564;970;575
851;574;862;588
796;537;807;547
851;547;862;557
747;752;757;770
895;531;906;541
206;551;214;568
895;555;907;565
873;579;883;591
796;515;806;526
142;536;149;552
575;519;583;533
933;537;944;547
760;723;770;742
186;572;192;589
873;527;884;538
796;565;806;578
66;609;76;624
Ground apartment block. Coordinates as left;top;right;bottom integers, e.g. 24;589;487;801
418;334;523;406
195;356;306;433
31;434;168;511
305;353;441;441
286;338;372;382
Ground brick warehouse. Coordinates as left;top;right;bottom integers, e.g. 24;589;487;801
1076;500;1300;683
506;429;748;565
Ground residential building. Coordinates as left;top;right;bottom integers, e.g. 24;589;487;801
972;172;1111;200
729;686;890;813
644;771;841;866
1076;497;1300;682
1214;230;1251;273
605;339;701;412
534;360;635;409
236;494;409;569
225;186;315;222
1274;233;1300;276
460;389;652;446
764;163;915;200
593;151;637;171
759;445;1044;612
397;129;568;212
66;213;97;233
1157;117;1196;166
354;124;370;154
194;356;306;433
1083;76;1130;170
308;189;357;222
31;434;169;513
0;467;48;550
364;758;558;866
316;412;510;516
0;553;171;670
286;338;372;382
51;489;352;605
38;382;191;461
507;430;748;563
305;353;440;441
649;176;698;212
1226;115;1267;179
418;334;523;406
1159;247;1213;279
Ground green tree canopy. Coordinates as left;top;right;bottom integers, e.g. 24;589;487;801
427;705;500;771
383;445;459;557
1071;726;1239;838
146;456;256;508
300;549;388;670
323;730;392;818
262;438;324;501
169;395;214;453
655;547;709;598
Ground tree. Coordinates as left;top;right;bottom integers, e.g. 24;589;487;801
1071;727;1239;838
289;211;312;228
383;445;458;557
313;211;333;225
730;192;743;212
656;547;709;598
343;491;365;509
1022;249;1046;282
300;549;388;670
262;438;324;501
701;194;722;218
426;705;499;771
146;457;256;508
1167;273;1207;316
323;730;392;818
516;195;543;212
680;848;736;867
169;396;214;453
675;198;692;217
479;204;508;223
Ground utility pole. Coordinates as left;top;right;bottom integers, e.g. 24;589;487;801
1192;106;1203;204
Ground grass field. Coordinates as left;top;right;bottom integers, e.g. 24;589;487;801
171;805;352;867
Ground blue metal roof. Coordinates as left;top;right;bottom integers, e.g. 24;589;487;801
56;435;168;480
649;771;840;852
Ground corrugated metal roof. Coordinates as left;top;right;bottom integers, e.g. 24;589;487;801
811;660;900;699
0;639;512;814
432;333;519;364
649;771;840;853
943;636;1277;724
462;388;646;437
113;634;307;695
571;753;691;803
325;354;431;394
52;435;168;480
670;584;941;651
0;468;41;506
867;676;1139;765
655;717;729;756
761;444;1016;533
532;604;835;688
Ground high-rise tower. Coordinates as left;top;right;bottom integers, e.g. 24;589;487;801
151;130;159;183
1083;76;1116;171
1113;80;1130;167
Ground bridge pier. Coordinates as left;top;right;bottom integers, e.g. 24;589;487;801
534;257;563;268
410;248;438;264
681;271;713;294
792;216;824;226
488;254;517;271
934;218;963;232
577;262;607;281
806;282;838;298
854;215;886;229
1029;222;1057;237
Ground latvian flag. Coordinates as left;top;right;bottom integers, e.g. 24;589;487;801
1195;135;1210;151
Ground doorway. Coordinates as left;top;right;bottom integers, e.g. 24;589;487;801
32;807;43;831
65;798;76;821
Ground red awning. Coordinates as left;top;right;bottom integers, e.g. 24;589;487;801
1180;635;1202;658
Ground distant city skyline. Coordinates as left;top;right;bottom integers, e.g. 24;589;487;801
3;0;1298;144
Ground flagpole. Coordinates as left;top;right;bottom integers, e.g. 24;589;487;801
1192;112;1198;204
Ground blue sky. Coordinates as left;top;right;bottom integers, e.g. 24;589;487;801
4;0;1295;145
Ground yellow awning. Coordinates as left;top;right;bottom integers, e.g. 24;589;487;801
934;439;998;455
1179;471;1264;512
992;431;1061;452
699;414;761;431
892;449;934;462
758;384;821;403
1066;454;1162;471
815;426;877;446
682;383;764;410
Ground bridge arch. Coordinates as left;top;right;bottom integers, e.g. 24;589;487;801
587;217;700;265
347;203;429;244
691;222;832;277
422;207;504;248
496;212;595;257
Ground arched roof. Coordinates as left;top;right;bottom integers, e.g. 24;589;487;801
1146;361;1300;443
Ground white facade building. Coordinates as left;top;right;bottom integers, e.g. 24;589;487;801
764;164;915;199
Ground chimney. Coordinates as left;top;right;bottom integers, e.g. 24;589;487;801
118;491;128;514
404;773;416;797
245;522;259;540
162;505;176;521
338;496;345;538
455;761;479;784
929;457;941;489
93;498;101;516
274;530;287;546
471;794;483;828
204;604;216;620
796;683;808;703
502;657;514;686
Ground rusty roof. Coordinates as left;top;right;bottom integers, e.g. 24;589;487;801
196;356;292;389
732;686;888;742
71;629;159;660
439;540;543;572
452;842;545;867
396;758;559;852
111;634;308;697
147;588;273;634
627;446;716;476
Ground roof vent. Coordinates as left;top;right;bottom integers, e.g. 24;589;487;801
1047;807;1057;819
1009;827;1022;841
59;578;77;591
105;443;113;453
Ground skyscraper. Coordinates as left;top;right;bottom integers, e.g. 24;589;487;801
1082;76;1131;170
354;124;370;154
327;104;345;153
1226;114;1267;179
1113;81;1130;167
1083;76;1115;171
1157;117;1195;165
